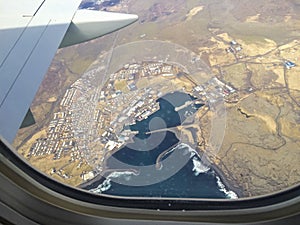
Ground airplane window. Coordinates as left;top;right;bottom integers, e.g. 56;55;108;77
13;0;300;200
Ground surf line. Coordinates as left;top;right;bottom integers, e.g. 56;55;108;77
155;142;181;170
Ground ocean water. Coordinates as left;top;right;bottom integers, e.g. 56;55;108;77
88;142;237;199
86;92;238;199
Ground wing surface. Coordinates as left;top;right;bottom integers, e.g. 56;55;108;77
0;0;82;143
0;0;138;143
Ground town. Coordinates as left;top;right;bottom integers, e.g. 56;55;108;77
27;60;238;181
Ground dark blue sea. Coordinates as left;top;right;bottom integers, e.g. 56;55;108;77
86;92;238;199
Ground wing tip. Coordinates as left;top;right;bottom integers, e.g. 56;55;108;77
60;10;139;48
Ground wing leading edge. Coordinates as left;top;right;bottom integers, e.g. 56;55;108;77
0;0;138;143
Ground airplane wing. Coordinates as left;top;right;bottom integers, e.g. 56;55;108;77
0;0;138;143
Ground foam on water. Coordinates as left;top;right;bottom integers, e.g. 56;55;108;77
216;176;238;199
180;143;238;198
90;171;137;193
192;157;210;175
108;171;138;179
90;143;239;199
90;179;111;193
179;143;200;157
177;143;210;175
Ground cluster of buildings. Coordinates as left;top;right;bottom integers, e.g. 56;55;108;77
284;60;296;69
102;61;178;122
226;40;243;54
140;62;174;77
111;62;176;80
29;61;181;182
28;69;102;180
50;167;71;179
29;109;79;161
226;40;297;70
28;57;240;181
192;77;237;105
95;62;177;153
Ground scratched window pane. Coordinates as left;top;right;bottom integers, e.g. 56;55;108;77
14;0;300;199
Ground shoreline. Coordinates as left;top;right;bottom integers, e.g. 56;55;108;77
207;160;244;198
196;147;244;198
79;144;244;199
182;142;244;199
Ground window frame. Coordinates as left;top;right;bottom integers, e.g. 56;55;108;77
1;137;300;224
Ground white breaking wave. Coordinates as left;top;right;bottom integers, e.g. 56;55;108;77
179;143;200;158
166;143;198;158
89;171;138;194
216;175;238;199
107;171;138;180
177;143;210;175
180;143;238;198
192;157;210;176
90;179;112;194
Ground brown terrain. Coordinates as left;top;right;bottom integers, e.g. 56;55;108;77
14;0;300;197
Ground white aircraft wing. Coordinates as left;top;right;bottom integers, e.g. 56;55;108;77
0;0;138;143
